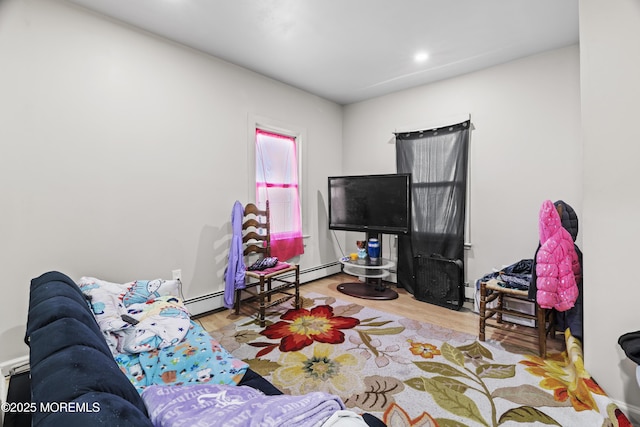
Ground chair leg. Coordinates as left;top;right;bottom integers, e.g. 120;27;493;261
478;282;486;341
234;288;240;315
258;276;266;328
537;304;546;358
547;309;556;340
294;266;300;309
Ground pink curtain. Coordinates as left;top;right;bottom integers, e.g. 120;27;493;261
256;129;304;261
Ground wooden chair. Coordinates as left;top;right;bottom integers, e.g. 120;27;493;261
234;201;300;326
478;279;553;357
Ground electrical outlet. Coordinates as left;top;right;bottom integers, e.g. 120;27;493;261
172;269;182;281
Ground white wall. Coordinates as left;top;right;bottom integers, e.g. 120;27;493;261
580;0;640;420
342;45;582;299
3;0;639;419
0;0;343;362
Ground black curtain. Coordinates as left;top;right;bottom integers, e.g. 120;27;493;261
395;121;470;294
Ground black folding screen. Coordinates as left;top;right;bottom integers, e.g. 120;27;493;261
395;121;470;308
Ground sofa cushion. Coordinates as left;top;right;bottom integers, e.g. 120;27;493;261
29;317;111;368
30;344;151;426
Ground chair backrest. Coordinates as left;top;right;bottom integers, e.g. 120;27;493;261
242;201;271;257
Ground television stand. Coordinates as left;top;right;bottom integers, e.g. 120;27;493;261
338;257;398;300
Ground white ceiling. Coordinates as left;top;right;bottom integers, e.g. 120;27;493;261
65;0;579;105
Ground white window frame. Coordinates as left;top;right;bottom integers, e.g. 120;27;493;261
247;114;307;237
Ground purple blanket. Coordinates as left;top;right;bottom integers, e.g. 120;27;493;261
141;384;345;427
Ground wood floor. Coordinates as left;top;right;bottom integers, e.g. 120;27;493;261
196;273;565;354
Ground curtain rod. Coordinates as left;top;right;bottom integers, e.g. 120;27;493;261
393;120;471;138
393;113;472;135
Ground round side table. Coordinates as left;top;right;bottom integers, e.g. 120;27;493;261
338;257;398;300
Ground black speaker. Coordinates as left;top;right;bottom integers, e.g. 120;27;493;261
413;253;464;310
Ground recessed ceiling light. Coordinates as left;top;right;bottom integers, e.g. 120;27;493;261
414;51;429;63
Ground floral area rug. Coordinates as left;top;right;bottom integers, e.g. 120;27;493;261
208;292;632;427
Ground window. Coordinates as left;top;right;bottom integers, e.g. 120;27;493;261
255;129;304;261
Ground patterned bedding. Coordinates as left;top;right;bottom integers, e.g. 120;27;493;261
78;277;248;392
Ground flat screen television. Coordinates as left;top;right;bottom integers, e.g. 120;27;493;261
328;173;412;235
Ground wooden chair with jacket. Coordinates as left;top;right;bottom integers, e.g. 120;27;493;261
234;201;300;326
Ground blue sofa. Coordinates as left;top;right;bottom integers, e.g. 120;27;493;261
24;271;280;426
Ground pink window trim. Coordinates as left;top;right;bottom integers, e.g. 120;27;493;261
256;183;298;189
256;128;294;140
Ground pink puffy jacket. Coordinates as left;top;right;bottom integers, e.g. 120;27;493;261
535;200;580;311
